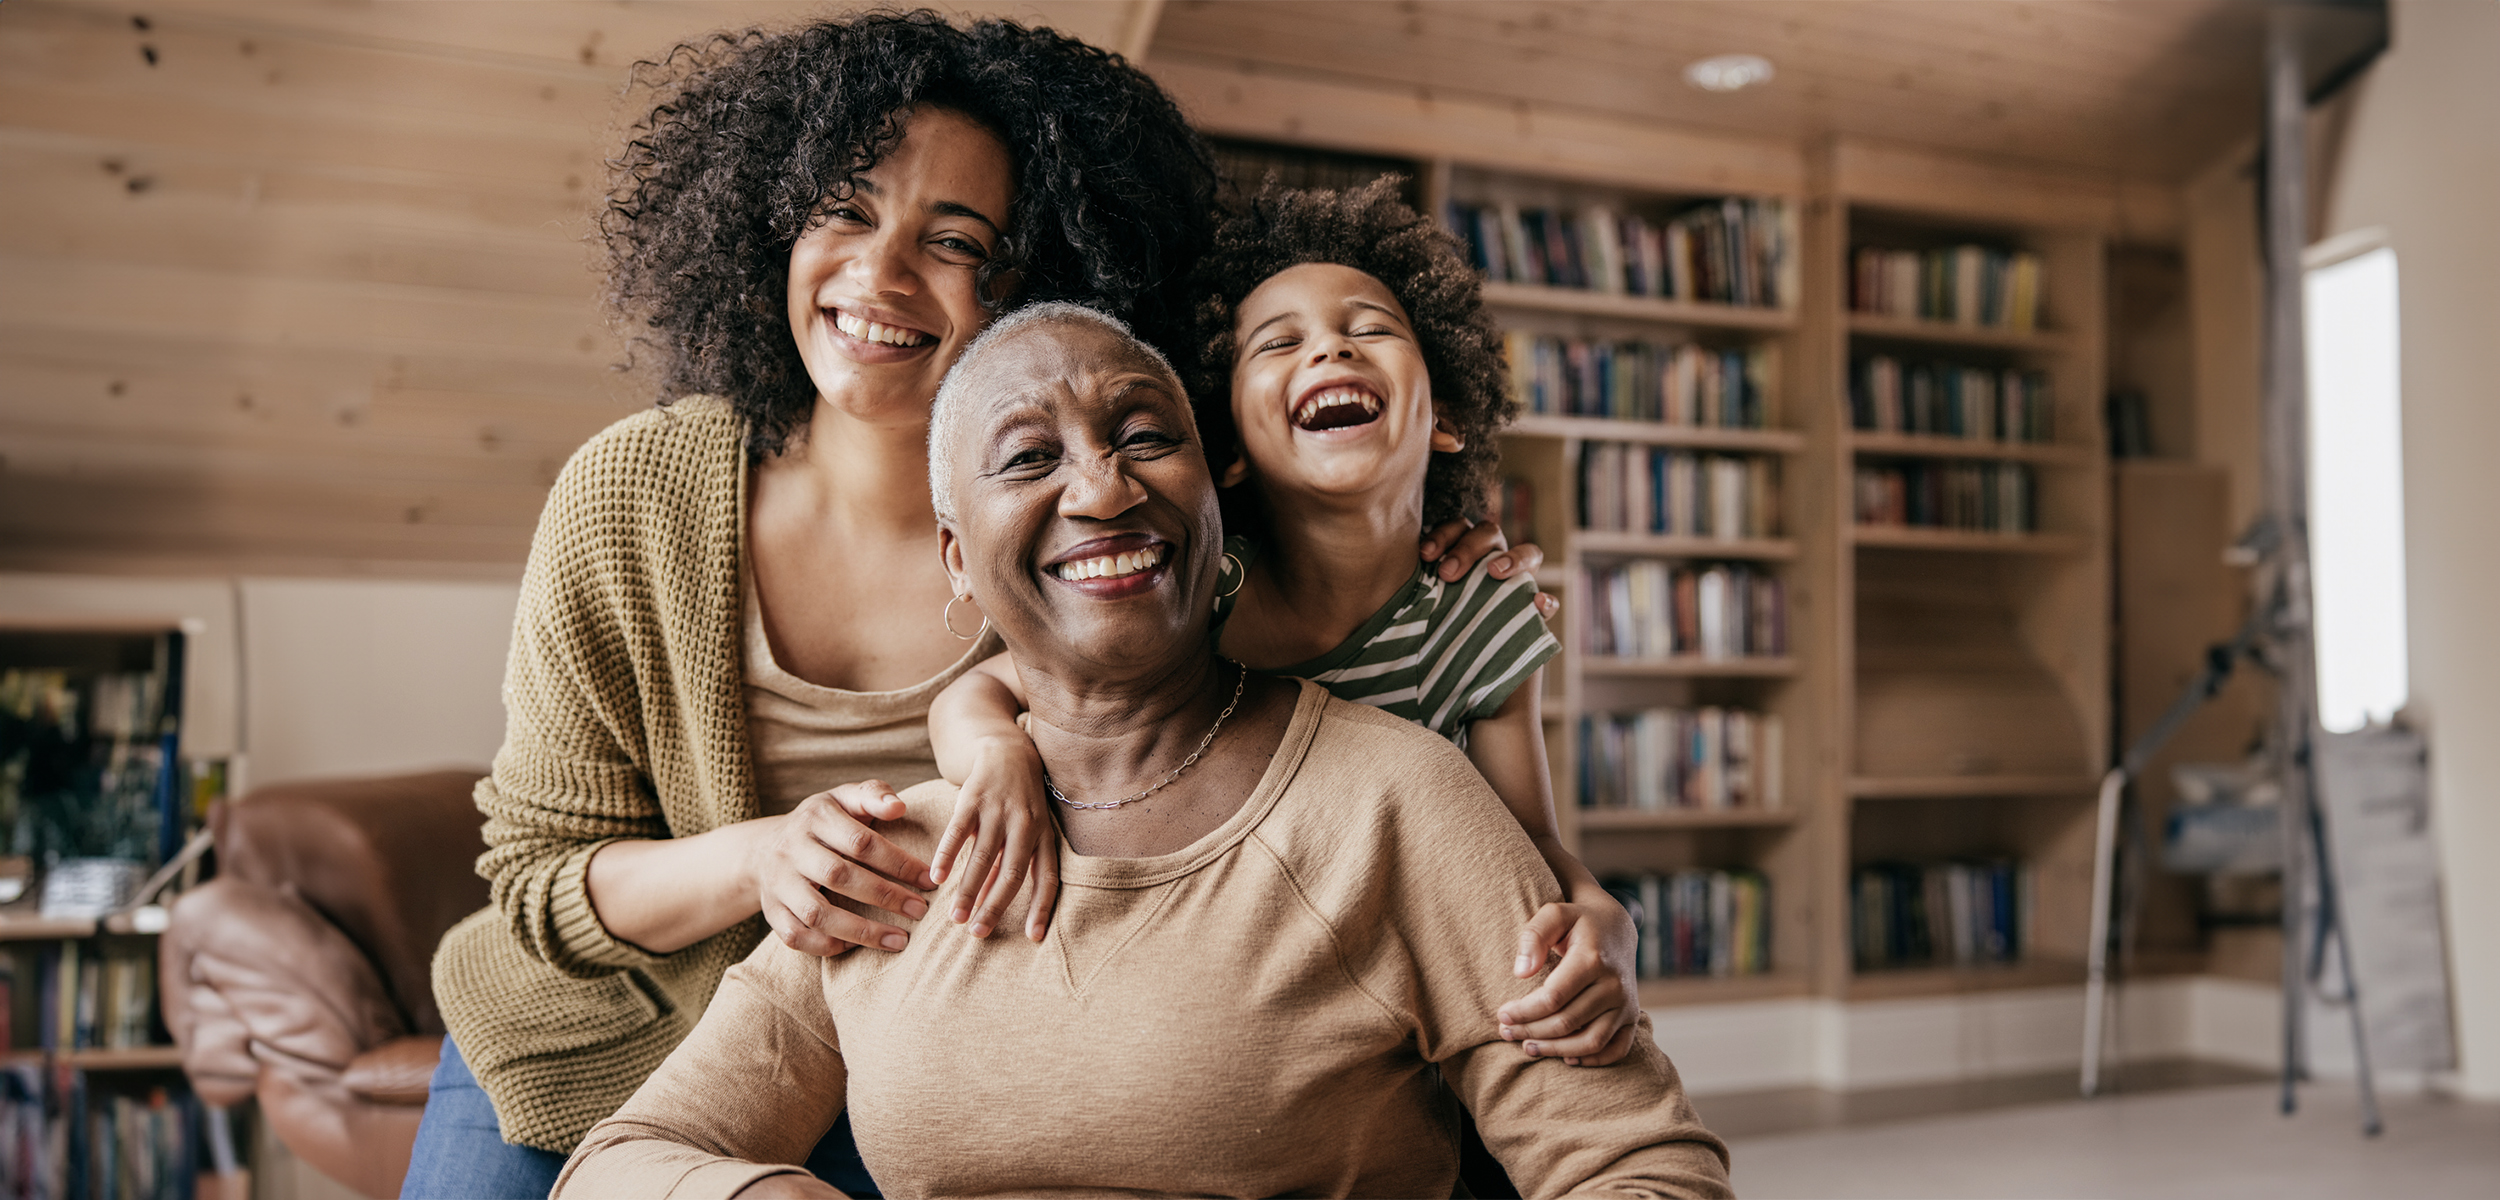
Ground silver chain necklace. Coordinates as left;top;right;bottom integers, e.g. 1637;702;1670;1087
1043;660;1248;811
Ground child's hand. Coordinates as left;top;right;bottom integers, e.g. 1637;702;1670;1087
1497;898;1642;1066
930;734;1061;942
1419;517;1558;619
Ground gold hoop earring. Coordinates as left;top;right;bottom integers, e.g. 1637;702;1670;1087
1217;552;1246;599
943;594;988;641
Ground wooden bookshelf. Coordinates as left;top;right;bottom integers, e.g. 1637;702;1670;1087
1848;432;2097;465
1481;281;1798;331
6;1046;188;1071
1577;808;1798;832
1509;415;1806;454
1824;190;2111;993
1848;527;2090;555
1850;774;2102;800
1581;656;1800;680
1572;532;1797;561
1844;311;2074;352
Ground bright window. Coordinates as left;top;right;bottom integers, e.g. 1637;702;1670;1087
2303;244;2407;733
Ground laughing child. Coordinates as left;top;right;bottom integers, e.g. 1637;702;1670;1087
925;178;1640;1074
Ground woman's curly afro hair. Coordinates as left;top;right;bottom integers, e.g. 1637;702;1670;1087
1188;176;1515;534
602;10;1217;458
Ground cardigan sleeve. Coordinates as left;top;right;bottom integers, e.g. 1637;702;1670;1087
469;413;724;977
554;942;849;1198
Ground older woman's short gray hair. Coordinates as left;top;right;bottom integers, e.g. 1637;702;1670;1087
926;301;1187;525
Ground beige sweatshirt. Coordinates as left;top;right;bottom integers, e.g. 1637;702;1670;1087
556;682;1732;1199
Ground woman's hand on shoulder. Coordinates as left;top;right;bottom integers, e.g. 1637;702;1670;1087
1419;517;1558;619
1497;896;1643;1067
931;733;1062;942
750;781;938;957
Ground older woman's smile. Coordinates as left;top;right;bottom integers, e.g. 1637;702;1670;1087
1049;535;1171;588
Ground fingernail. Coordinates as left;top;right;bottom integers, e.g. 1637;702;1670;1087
970;922;991;939
1515;954;1534;974
902;898;929;919
951;904;969;923
1523;1041;1541;1057
881;933;908;950
1500;1024;1518;1040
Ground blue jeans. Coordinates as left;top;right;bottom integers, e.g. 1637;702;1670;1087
401;1035;877;1198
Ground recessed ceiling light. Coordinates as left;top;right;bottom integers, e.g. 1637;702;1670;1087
1685;54;1775;93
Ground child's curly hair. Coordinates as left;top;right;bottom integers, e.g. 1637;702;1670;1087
602;10;1217;458
1188;176;1514;534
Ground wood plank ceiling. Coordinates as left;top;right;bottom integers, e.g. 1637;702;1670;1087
1149;0;2274;183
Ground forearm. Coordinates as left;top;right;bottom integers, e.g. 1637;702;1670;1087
585;819;774;954
1530;832;1609;905
556;956;850;1199
928;659;1028;784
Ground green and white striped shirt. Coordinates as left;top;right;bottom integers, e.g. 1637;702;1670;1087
1216;535;1560;741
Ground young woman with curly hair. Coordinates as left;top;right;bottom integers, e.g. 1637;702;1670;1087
402;13;1234;1197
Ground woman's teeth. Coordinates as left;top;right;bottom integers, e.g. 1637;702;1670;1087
834;310;933;347
1294;387;1383;431
1053;545;1166;581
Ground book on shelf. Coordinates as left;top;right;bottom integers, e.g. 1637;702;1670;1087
0;628;196;905
1577;707;1783;812
32;942;163;1053
1851;244;2042;331
1450;197;1791;308
1850;355;2054;443
1;1066;204;1200
1852;461;2036;533
1580;562;1787;660
1851;859;2030;971
1602;869;1772;979
1505;335;1771;427
1577;444;1779;540
1494;478;1537;550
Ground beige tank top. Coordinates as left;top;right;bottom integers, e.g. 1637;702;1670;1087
742;565;1000;814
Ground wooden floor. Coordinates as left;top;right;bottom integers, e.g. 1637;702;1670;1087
1698;1057;2274;1140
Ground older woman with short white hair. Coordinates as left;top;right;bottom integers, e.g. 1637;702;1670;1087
555;304;1731;1199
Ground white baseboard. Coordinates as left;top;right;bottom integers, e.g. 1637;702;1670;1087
1648;975;2348;1096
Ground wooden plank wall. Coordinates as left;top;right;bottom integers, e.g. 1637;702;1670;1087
0;0;1151;578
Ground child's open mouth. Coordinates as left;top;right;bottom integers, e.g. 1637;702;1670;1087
1292;385;1384;432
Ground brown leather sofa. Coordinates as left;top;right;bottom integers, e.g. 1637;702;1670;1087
160;770;490;1199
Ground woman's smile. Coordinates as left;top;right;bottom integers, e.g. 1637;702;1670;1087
1046;534;1172;597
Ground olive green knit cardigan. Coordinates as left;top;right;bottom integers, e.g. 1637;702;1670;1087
432;396;770;1153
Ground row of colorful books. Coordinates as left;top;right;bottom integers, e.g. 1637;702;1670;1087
1504;334;1773;427
1849;356;2055;443
1577;708;1784;813
0;1069;209;1200
1580;562;1788;661
1449;198;1791;308
1851;859;2030;970
0;944;163;1056
1602;870;1774;979
1851;245;2044;331
1577;445;1780;540
1852;462;2037;533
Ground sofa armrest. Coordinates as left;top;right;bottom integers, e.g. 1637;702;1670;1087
212;769;490;1034
343;1035;442;1106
